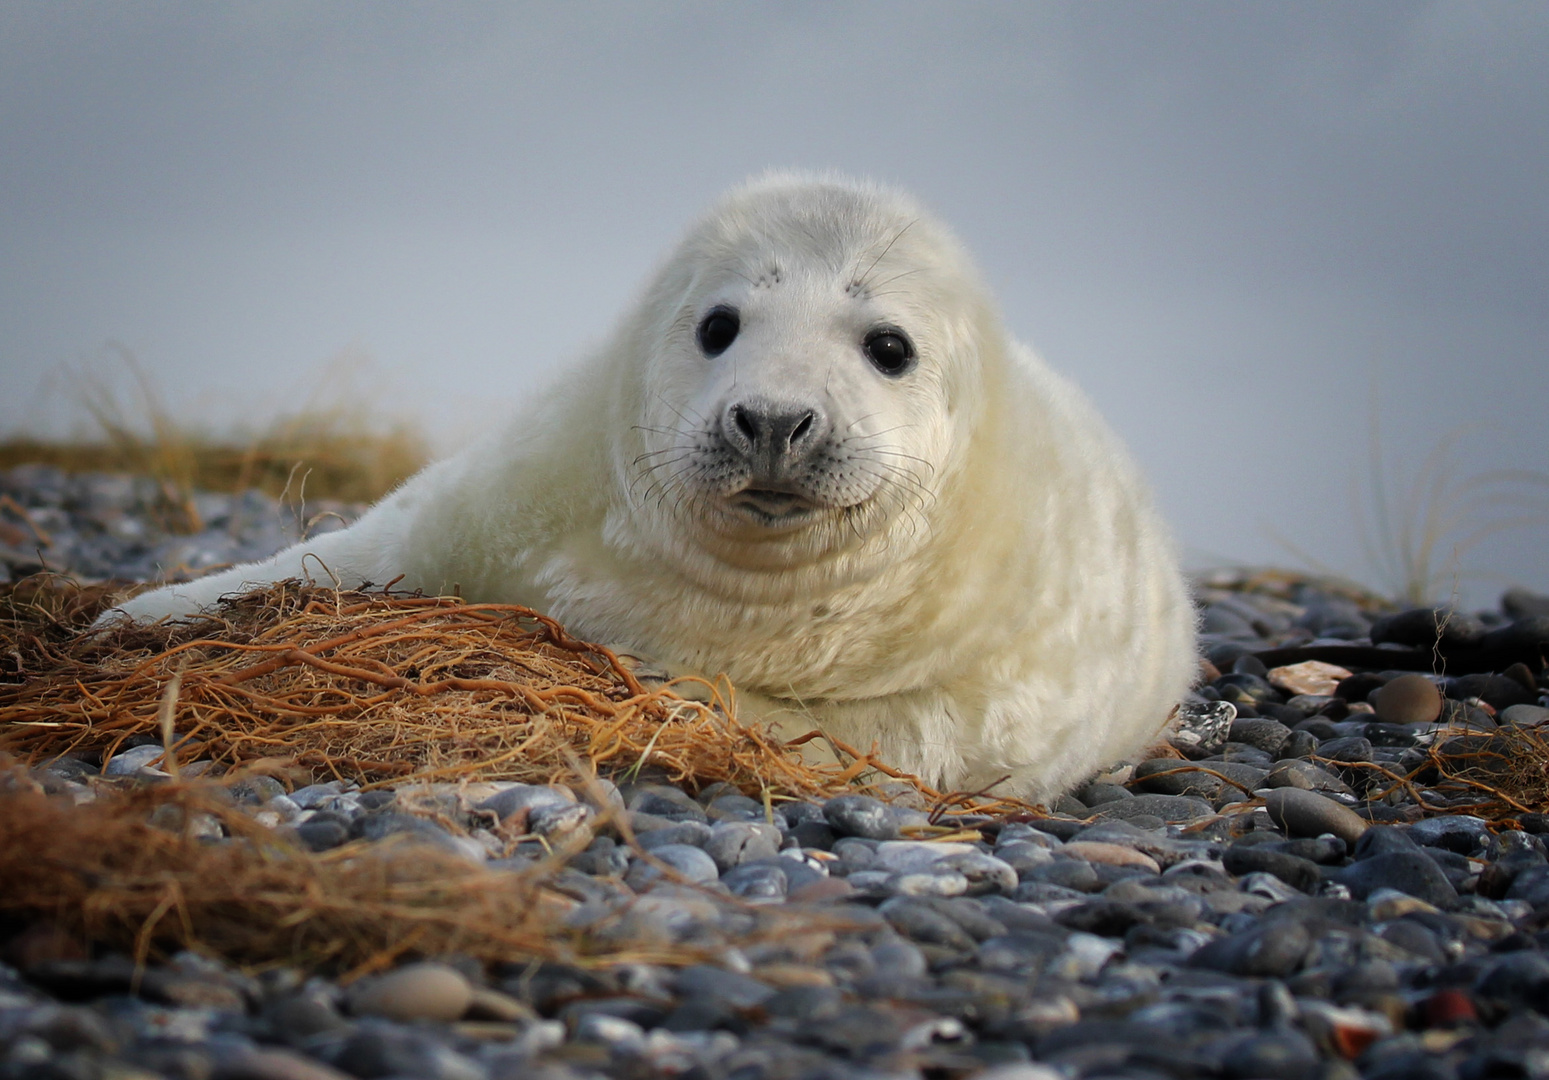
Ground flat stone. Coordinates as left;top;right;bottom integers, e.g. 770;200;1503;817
1503;704;1549;728
1093;793;1214;824
1268;660;1352;698
1061;842;1160;873
1262;760;1353;795
1264;788;1368;845
347;962;473;1022
1221;846;1321;892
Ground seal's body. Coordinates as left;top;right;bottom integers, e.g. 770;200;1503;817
107;176;1197;799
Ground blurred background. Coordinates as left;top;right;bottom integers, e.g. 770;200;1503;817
2;2;1545;607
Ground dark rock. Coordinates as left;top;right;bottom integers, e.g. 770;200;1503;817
1352;825;1423;861
1221;846;1321;892
1189;920;1310;977
1316;735;1373;762
1074;782;1131;806
1475;951;1549;1012
1338;852;1458;906
1504;587;1549;619
1371;607;1487;649
1215;672;1284;705
1229;718;1292;756
1220;1029;1320;1080
1092;793;1214;824
673;965;775;1008
636;820;713;850
295;819;350;852
823;795;901;840
1452;672;1538;711
720;861;788;900
1408;815;1490;855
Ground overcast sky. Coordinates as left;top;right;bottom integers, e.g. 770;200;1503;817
2;2;1545;607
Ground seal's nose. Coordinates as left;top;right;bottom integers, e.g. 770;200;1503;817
721;398;826;475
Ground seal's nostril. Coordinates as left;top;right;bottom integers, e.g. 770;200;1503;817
733;406;759;443
789;412;813;446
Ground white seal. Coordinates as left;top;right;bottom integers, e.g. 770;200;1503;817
107;175;1198;800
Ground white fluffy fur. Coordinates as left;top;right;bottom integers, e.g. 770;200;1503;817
106;175;1198;800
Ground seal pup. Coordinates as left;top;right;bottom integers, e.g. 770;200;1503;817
104;174;1198;800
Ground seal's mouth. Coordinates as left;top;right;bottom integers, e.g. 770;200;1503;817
729;486;818;522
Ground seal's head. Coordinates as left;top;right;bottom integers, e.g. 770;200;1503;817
619;175;1003;574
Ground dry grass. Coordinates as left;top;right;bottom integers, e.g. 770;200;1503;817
0;349;430;527
0;578;1033;974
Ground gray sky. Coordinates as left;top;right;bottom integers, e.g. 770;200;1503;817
2;2;1545;607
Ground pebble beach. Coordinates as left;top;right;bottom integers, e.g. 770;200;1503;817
4;464;1549;1080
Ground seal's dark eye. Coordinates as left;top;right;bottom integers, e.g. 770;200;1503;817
863;328;915;376
697;306;740;357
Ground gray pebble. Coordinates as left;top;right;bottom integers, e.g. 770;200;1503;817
626;843;720;887
703;821;781;871
1336;851;1458;906
1093;793;1214;824
102;744;168;776
822;795;900;840
1263;788;1369;845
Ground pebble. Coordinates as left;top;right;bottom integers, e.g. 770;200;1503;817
1373;672;1443;724
1263;787;1370;845
10;465;1549;1080
346;963;474;1022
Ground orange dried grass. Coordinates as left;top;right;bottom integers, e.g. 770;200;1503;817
1;581;854;799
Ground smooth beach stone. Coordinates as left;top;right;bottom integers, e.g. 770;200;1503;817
823;795;901;840
1351;825;1422;861
1370;606;1486;648
1020;859;1102;893
1337;852;1458;906
719;861;788;900
637;820;713;850
1228;718;1293;756
1502;704;1549;728
1267;660;1352;698
1188;920;1310;978
1220;1030;1321;1080
347;962;474;1022
1408;815;1491;855
937;851;1019;895
478;783;575;821
703;821;780;871
102;744;168;776
674;964;776;1008
1453;673;1538;711
1131;758;1222;799
1074;782;1132;806
1263;788;1369;845
627;786;709;823
1315;735;1372;762
1221;847;1321;893
1372;674;1442;725
871;840;969;874
1263;760;1353;794
1093;794;1214;824
294;819;349;852
626;843;720;889
1061;842;1161;874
